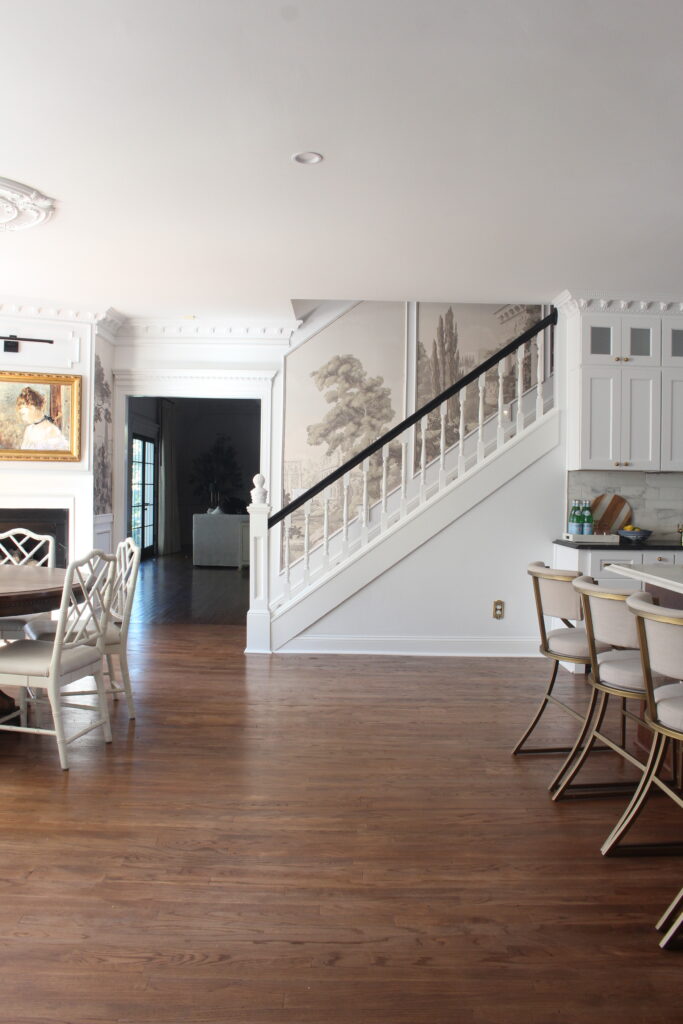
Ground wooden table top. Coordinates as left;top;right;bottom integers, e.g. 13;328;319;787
0;565;68;617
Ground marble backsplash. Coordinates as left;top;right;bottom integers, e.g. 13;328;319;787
568;471;683;540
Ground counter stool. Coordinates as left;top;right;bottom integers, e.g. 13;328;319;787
549;576;662;801
513;562;609;756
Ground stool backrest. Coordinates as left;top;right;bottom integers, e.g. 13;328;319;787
572;576;642;649
627;592;683;725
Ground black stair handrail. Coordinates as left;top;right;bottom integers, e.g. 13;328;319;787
269;306;557;528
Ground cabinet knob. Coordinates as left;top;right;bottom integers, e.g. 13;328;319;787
623;461;630;467
623;356;630;362
614;461;621;466
614;356;621;362
657;556;665;562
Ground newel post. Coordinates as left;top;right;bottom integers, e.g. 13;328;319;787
245;474;272;653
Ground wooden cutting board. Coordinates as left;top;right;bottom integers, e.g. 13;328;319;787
590;493;632;535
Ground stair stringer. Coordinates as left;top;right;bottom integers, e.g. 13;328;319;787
270;408;560;651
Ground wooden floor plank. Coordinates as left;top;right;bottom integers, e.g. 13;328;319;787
0;619;681;1023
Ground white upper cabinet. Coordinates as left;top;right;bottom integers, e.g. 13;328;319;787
565;299;679;472
582;315;661;367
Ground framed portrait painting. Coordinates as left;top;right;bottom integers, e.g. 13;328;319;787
0;371;81;462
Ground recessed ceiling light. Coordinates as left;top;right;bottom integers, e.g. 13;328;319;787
292;151;324;165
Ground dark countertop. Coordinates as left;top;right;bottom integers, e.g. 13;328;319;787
554;538;683;551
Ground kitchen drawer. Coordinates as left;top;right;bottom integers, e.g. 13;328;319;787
588;551;642;579
642;551;676;567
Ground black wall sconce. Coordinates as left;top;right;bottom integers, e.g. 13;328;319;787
1;334;54;353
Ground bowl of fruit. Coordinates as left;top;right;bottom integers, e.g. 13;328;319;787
617;526;652;543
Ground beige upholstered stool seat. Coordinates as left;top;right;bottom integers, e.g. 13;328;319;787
655;687;683;732
546;626;608;659
595;649;663;690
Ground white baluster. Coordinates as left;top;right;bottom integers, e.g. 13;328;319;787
420;417;427;500
516;344;525;433
477;372;486;462
458;385;467;476
497;360;505;448
536;333;545;419
342;473;350;554
360;459;370;543
439;403;447;488
303;501;312;582
246;474;271;653
322;493;330;570
381;446;389;530
400;438;408;516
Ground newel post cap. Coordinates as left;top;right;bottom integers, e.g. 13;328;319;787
249;473;269;509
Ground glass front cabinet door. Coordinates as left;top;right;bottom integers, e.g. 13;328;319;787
582;315;661;366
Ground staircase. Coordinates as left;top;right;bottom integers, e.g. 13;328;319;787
247;309;559;653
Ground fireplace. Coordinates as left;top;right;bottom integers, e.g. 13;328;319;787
0;508;69;567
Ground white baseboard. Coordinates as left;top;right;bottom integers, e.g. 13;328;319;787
276;634;542;657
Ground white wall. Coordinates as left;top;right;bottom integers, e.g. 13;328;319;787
279;443;566;655
0;305;98;557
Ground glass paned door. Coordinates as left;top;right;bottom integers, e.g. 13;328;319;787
130;435;157;557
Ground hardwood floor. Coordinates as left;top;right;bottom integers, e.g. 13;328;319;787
131;552;250;625
1;628;681;1023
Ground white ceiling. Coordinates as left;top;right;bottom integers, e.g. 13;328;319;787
3;0;683;321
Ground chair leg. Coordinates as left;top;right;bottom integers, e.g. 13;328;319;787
48;687;69;771
600;733;668;857
512;660;562;755
106;654;119;700
551;690;609;801
548;687;600;794
94;670;112;743
19;686;28;728
620;697;627;750
118;649;136;720
657;887;683;949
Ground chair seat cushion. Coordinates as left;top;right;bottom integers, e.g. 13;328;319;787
24;619;121;645
546;626;609;659
0;639;101;678
0;616;35;639
595;649;650;691
655;688;683;733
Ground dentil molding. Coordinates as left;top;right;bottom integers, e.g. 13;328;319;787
0;178;55;231
554;291;683;317
119;318;301;344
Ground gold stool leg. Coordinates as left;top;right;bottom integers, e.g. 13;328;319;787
548;687;600;794
512;660;565;755
601;733;668;856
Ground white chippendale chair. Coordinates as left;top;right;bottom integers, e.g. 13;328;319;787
0;528;56;641
27;538;141;719
0;550;116;770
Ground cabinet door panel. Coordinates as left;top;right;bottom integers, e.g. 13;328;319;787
661;368;683;470
581;368;619;468
620;368;660;470
581;315;621;365
662;317;683;367
622;316;661;366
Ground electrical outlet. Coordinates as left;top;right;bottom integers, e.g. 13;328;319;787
493;599;504;619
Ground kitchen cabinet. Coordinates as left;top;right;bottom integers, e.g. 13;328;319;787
553;542;683;585
567;308;678;471
582;314;661;367
579;365;660;470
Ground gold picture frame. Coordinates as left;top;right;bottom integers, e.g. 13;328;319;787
0;370;81;462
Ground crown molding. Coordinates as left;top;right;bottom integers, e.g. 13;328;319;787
113;367;277;387
118;318;301;345
0;177;55;231
554;292;683;317
94;307;127;340
0;300;109;326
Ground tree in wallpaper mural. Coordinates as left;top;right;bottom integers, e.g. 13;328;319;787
93;354;113;515
283;302;405;563
415;303;541;464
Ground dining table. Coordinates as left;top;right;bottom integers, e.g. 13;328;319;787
0;564;69;617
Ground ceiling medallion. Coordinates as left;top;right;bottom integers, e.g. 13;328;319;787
0;177;56;231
